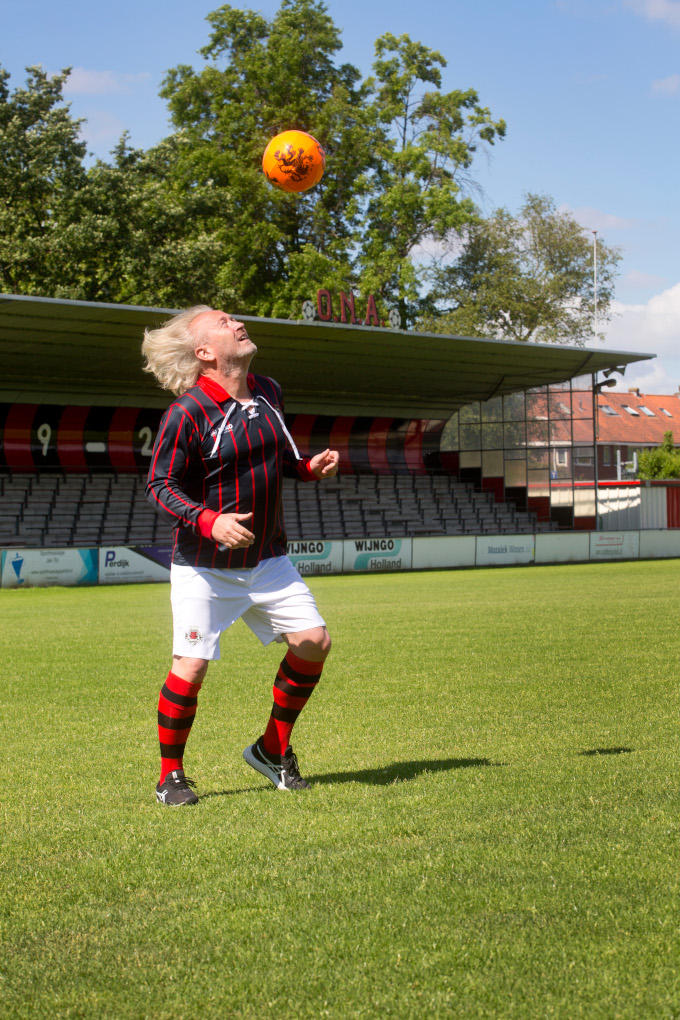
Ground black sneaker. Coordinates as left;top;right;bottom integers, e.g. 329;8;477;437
155;769;198;806
243;737;310;790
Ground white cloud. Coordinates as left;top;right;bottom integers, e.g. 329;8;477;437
603;280;680;392
565;205;636;232
77;110;127;146
626;0;680;28
410;233;465;263
623;269;670;290
63;68;151;96
652;73;680;93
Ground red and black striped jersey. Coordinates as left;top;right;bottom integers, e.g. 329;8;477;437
146;372;314;568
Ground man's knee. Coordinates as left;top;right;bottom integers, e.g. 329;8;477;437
285;626;331;663
172;655;210;683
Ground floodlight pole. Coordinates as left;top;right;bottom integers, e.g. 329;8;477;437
592;374;599;531
592;230;598;337
592;374;618;531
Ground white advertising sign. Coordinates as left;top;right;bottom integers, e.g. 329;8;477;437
535;532;590;564
589;531;640;561
412;536;476;570
343;537;412;573
99;547;171;584
286;540;343;577
2;548;98;588
639;529;680;560
475;535;535;567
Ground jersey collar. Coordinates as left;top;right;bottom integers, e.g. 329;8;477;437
197;373;256;403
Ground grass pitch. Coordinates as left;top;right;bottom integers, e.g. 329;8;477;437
2;559;680;1018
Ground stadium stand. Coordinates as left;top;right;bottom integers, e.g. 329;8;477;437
0;295;653;556
0;472;172;548
0;469;548;549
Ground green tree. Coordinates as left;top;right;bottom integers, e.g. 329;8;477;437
158;0;372;315
421;193;621;345
0;66;87;295
0;5;506;320
59;134;234;305
638;431;680;480
359;33;505;326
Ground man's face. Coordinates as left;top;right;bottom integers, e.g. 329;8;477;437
192;309;257;372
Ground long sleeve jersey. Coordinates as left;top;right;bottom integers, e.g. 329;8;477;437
146;372;315;569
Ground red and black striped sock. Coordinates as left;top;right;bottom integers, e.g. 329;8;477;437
262;650;323;757
157;671;202;784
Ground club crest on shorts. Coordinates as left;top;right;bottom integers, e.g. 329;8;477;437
185;627;203;645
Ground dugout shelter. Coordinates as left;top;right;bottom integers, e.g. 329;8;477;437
0;293;653;553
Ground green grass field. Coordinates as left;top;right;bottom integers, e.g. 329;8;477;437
2;559;680;1018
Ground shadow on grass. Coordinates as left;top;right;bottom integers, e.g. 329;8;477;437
309;756;505;786
198;785;264;800
578;746;634;757
198;757;503;799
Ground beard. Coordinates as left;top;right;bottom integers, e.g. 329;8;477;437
217;338;257;375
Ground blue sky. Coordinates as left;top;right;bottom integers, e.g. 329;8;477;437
4;0;680;391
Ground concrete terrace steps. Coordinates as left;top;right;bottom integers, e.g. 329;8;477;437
0;470;549;548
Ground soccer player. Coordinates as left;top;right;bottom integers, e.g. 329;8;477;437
142;306;339;805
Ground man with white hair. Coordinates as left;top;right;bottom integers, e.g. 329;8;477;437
142;306;339;804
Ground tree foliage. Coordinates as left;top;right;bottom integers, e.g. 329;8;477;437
638;431;680;480
0;66;87;295
0;1;620;344
359;33;505;325
157;0;372;314
420;194;621;345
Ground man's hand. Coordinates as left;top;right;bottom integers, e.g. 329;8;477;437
309;448;339;480
211;511;255;548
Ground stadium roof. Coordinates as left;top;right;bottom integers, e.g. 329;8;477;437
0;293;653;418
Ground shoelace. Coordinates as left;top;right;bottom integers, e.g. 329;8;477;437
168;774;196;789
281;750;303;782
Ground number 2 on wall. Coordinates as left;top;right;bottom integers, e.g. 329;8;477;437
138;426;154;457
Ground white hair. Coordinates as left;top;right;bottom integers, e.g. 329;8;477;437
141;305;212;395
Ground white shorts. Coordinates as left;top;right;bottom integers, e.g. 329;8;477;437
170;555;326;660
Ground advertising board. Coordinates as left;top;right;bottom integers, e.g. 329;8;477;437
589;531;640;560
639;529;680;560
475;535;535;567
411;536;476;570
343;537;412;573
286;540;343;577
99;546;171;584
1;547;98;588
535;532;590;564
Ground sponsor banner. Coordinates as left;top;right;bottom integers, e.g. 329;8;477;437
135;545;174;570
343;537;412;573
99;546;171;584
2;547;98;588
589;531;640;561
286;540;343;577
639;529;680;560
412;536;476;570
476;535;535;567
535;532;590;564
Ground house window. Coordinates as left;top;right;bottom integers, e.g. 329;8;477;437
660;408;673;417
603;446;611;466
638;406;655;416
555;449;568;467
623;405;640;416
601;405;619;416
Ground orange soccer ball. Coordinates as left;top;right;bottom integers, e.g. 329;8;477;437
262;129;326;193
